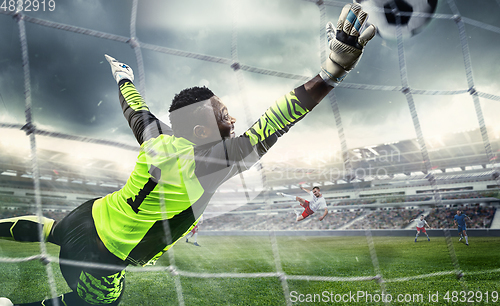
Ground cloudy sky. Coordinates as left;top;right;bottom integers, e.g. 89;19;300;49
1;0;499;169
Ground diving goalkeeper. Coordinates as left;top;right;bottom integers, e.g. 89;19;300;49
0;4;376;305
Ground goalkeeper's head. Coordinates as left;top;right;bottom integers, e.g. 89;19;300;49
169;86;236;144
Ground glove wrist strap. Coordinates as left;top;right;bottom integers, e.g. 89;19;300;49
115;73;133;84
320;59;348;88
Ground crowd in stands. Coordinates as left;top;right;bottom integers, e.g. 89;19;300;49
379;190;499;204
0;188;498;231
427;205;497;229
202;204;498;231
1;203;495;231
203;210;365;231
0;194;79;222
381;195;433;203
0;208;68;222
332;199;377;206
346;208;425;230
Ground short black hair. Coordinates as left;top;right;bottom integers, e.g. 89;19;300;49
169;86;215;113
313;186;320;191
169;86;215;137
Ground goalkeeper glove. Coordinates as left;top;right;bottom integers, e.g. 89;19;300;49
105;54;135;84
320;3;376;87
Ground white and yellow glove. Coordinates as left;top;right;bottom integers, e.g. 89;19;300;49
105;54;135;84
320;3;376;87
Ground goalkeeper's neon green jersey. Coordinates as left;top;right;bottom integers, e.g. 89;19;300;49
92;80;318;266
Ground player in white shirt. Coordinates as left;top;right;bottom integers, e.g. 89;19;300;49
409;215;430;242
185;215;203;246
277;186;328;222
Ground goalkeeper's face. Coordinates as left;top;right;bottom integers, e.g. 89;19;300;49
211;96;236;139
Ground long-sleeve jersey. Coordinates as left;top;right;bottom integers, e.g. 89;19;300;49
92;80;318;266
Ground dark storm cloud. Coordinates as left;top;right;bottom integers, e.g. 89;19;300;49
1;0;499;154
0;1;138;143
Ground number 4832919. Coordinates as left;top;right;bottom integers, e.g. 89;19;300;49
1;0;55;12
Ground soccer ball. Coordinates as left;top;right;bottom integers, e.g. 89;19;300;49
0;298;13;306
356;0;438;39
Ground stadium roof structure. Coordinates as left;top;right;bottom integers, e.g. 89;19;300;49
262;127;500;188
0;127;499;193
0;141;132;194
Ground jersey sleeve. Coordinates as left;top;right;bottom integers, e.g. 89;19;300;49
118;80;173;145
243;84;317;157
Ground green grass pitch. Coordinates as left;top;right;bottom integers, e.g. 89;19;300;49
0;235;499;305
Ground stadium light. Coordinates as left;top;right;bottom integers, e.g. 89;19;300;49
365;146;380;156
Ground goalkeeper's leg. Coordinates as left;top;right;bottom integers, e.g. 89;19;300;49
15;199;127;305
0;215;57;244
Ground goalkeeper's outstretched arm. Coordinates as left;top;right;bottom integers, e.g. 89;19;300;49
264;2;376;147
291;3;376;107
319;3;376;88
104;2;375;146
105;54;172;145
240;2;377;166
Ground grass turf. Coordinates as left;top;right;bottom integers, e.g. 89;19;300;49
0;236;499;305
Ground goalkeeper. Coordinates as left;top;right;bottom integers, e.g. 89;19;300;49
0;3;375;305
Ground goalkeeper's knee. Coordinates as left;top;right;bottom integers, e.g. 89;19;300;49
0;216;55;242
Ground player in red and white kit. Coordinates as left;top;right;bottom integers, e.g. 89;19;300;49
277;186;328;222
185;215;203;246
409;215;431;242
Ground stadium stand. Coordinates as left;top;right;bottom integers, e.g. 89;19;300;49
1;128;499;230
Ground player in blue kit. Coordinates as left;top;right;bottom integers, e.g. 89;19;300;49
453;210;472;246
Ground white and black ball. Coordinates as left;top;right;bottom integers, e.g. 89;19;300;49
357;0;438;39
